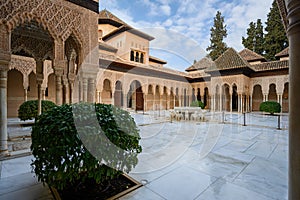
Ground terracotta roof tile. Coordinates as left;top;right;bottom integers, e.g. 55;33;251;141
252;60;289;71
186;57;215;71
206;48;250;71
275;47;289;58
99;9;127;26
99;42;118;53
239;48;266;62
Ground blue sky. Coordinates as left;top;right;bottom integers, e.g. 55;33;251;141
100;0;273;71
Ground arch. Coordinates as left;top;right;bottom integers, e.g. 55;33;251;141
114;81;123;108
128;80;144;111
252;84;263;111
222;84;230;111
101;79;112;105
268;83;277;102
232;84;238;111
282;82;289;112
7;69;24;117
204;87;209;108
7;13;58;41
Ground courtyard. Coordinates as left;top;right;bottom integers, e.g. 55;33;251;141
0;111;288;200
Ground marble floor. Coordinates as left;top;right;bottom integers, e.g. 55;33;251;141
0;111;288;200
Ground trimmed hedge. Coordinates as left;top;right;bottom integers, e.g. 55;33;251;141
259;101;281;114
190;100;205;109
18;100;56;121
31;103;142;190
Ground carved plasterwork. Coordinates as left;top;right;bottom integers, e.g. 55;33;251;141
1;0;84;43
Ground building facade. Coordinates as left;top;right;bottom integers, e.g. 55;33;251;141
0;3;289;155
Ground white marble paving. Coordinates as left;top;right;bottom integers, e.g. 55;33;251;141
1;112;288;200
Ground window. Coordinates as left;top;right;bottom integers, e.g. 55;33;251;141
135;52;139;62
130;51;134;61
140;53;144;63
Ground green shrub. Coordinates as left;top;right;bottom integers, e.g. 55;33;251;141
259;101;281;114
190;100;205;109
18;100;56;121
31;103;142;190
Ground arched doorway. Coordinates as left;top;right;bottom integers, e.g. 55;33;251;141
128;81;144;111
252;85;263;111
268;84;277;102
222;84;230;111
102;79;112;104
197;88;201;101
114;81;123;107
232;84;238;111
204;87;209;108
282;83;289;112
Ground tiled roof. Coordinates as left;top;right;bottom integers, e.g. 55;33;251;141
275;47;289;58
99;9;127;26
239;48;266;62
252;60;289;71
206;48;250;71
149;56;167;64
99;42;118;53
186;57;215;72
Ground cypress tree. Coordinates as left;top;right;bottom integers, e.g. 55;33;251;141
264;0;288;60
242;19;264;55
206;11;228;61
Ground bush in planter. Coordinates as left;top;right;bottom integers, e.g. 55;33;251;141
18;100;56;121
190;100;205;109
31;103;142;190
259;101;281;114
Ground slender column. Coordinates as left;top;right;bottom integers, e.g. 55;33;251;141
123;91;127;109
287;1;300;199
87;78;95;103
82;78;88;102
0;68;8;156
55;73;63;105
42;88;46;101
229;93;233;112
24;88;28;102
69;81;74;104
63;78;69;104
240;94;243;113
36;59;44;115
249;95;252;112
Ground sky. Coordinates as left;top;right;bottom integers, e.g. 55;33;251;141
99;0;273;72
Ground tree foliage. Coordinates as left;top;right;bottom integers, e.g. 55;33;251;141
242;19;264;55
264;0;288;60
18;100;56;121
206;11;228;60
259;101;281;114
31;103;142;190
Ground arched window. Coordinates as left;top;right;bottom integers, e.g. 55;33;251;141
135;52;139;62
130;51;134;61
140;53;144;63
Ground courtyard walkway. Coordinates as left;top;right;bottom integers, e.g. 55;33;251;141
0;111;288;200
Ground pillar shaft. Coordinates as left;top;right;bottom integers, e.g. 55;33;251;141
287;1;300;199
0;69;8;155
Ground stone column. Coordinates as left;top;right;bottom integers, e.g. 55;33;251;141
82;78;88;102
55;70;63;105
229;92;233;112
249;95;252;112
87;78;95;103
0;67;8;156
36;60;44;115
63;77;69;104
286;1;300;199
24;88;28;102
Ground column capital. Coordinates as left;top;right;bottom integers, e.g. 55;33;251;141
287;0;300;35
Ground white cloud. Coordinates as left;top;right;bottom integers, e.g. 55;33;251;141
100;0;274;70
